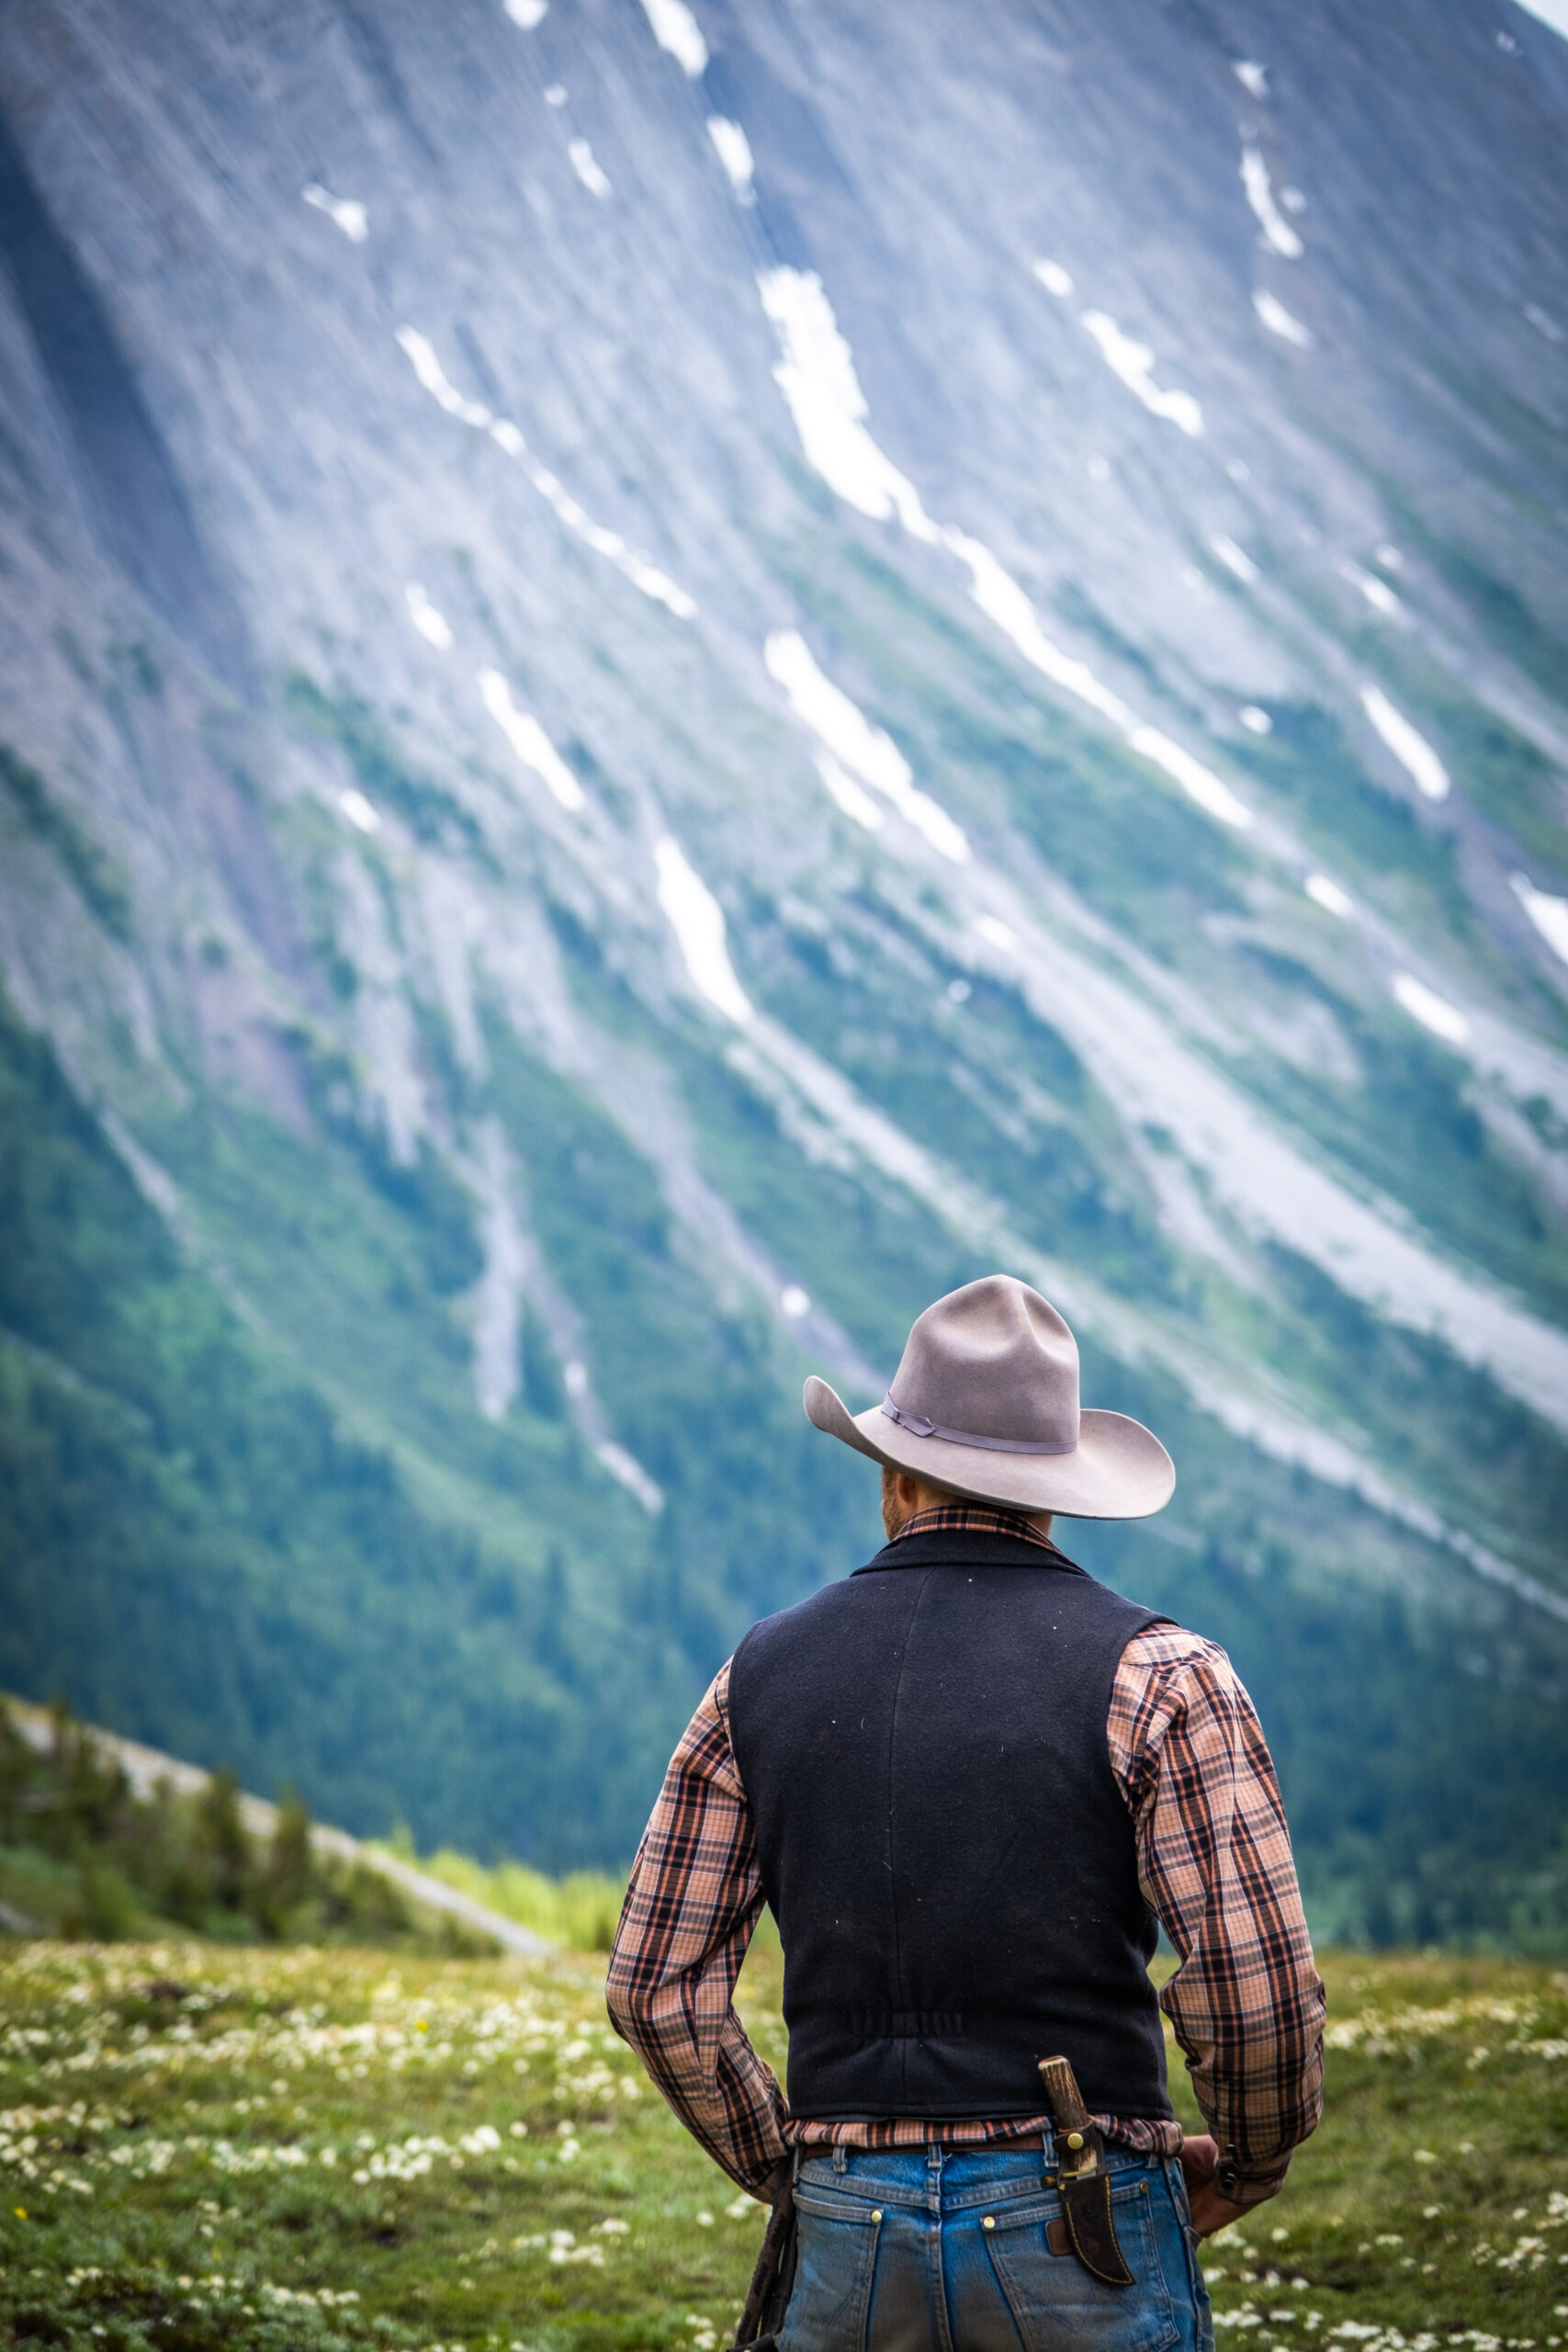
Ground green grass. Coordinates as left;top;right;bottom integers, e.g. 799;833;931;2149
391;1854;626;1960
0;1940;1562;2351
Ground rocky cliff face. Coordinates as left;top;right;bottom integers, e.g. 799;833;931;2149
2;0;1566;1920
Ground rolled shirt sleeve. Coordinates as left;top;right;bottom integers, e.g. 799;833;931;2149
605;1662;788;2193
1110;1626;1326;2200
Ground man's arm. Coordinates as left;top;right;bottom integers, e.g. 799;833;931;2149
1111;1626;1325;2220
605;1661;789;2194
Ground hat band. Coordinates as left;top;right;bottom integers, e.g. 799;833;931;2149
881;1395;1078;1456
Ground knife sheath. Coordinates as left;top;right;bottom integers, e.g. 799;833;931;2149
1037;2055;1134;2289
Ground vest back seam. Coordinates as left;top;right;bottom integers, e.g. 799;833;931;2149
884;1566;932;2106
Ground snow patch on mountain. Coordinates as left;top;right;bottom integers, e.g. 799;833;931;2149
1250;290;1316;347
1362;685;1450;800
568;138;612;198
479;673;586;811
396;325;493;427
339;789;379;834
404;582;454;649
1126;728;1254;828
1344;563;1403;618
1393;973;1470;1045
1511;875;1568;969
758;267;937;533
396;327;696;616
655;837;754;1023
594;1440;665;1515
1080;311;1204;436
707;117;755;202
302;184;368;242
1210;534;1259;583
1305;873;1354;918
639;0;708;75
1241;148;1305;257
814;750;884;831
1254;288;1314;346
1513;0;1568;40
763;630;968;862
940;531;1133;727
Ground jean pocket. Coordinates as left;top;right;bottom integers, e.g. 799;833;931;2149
780;2188;884;2352
985;2176;1179;2352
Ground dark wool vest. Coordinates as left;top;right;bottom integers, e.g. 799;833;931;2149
727;1530;1173;2123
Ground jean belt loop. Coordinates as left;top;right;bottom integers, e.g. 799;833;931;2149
926;2143;942;2174
832;2143;847;2175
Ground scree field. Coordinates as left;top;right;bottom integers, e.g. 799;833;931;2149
0;1941;1563;2352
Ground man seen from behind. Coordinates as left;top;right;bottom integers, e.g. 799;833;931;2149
608;1274;1325;2350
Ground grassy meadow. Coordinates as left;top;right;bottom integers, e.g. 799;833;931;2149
0;1938;1563;2352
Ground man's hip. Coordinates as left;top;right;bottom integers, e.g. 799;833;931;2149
779;2140;1213;2352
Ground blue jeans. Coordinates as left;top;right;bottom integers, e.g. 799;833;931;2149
781;2140;1213;2352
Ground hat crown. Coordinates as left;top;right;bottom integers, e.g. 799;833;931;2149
888;1276;1080;1452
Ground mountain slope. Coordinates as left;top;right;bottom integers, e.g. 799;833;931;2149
0;0;1566;1930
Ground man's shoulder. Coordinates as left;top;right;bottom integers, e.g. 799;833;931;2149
1116;1619;1244;1710
736;1568;872;1657
1122;1618;1226;1667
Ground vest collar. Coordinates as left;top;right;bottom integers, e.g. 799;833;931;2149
853;1529;1088;1576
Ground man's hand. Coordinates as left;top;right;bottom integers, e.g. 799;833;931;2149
1178;2133;1255;2238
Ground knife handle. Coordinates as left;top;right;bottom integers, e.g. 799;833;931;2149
1037;2054;1091;2133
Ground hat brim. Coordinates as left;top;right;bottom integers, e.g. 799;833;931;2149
804;1375;1175;1521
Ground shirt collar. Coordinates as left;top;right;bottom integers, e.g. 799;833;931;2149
892;1501;1059;1551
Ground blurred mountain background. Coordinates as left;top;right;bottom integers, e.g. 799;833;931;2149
2;0;1567;1945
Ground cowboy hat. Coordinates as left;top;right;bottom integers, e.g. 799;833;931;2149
804;1274;1174;1520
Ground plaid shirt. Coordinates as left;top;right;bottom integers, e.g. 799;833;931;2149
607;1505;1324;2203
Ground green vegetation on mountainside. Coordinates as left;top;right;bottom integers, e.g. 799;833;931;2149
0;741;132;944
5;952;1568;1943
0;1705;485;1955
0;984;684;1865
397;1850;626;1961
0;1939;1562;2351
